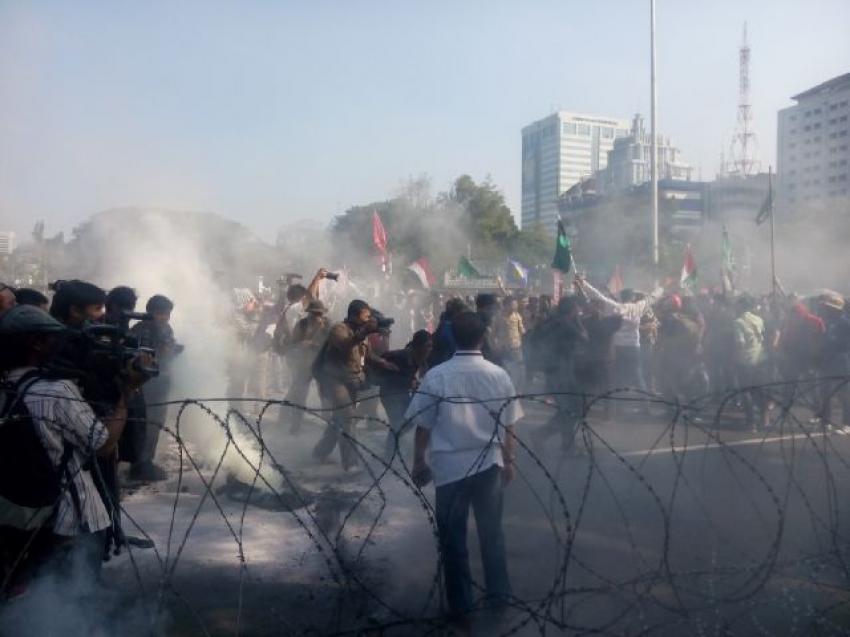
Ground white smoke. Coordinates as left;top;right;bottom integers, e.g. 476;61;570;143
79;209;284;489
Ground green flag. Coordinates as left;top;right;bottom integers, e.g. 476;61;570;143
551;220;572;273
457;256;481;278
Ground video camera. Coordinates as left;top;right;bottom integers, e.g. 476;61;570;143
371;309;395;331
76;323;159;380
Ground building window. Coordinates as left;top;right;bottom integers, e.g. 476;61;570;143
805;110;812;117
563;122;577;135
815;108;822;114
814;136;822;142
601;127;614;139
577;124;590;136
804;125;812;131
791;114;798;121
814;122;821;129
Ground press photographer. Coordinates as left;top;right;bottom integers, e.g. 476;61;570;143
47;280;157;556
130;295;183;481
311;299;398;470
0;305;148;595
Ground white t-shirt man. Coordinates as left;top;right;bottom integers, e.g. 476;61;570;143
405;351;523;487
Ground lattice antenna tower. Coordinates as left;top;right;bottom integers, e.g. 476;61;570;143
728;23;761;176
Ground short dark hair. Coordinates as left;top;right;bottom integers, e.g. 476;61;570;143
146;294;174;314
50;280;106;322
347;299;370;320
15;288;49;307
106;286;138;312
408;329;432;350
286;284;307;303
445;297;467;318
475;293;498;311
556;296;581;317
451;311;487;350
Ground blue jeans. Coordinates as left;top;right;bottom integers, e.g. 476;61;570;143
614;345;650;414
435;464;511;616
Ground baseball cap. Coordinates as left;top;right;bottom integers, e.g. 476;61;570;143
0;304;67;335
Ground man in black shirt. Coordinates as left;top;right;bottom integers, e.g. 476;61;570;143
129;295;181;481
376;330;433;462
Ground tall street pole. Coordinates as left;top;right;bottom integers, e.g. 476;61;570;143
768;166;777;297
650;0;659;269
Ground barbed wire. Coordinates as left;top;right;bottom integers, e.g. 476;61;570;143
3;374;850;635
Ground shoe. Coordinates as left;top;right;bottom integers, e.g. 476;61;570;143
129;462;168;482
123;535;156;550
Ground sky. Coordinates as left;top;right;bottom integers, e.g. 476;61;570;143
0;0;848;242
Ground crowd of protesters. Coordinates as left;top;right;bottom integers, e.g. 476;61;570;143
2;269;850;631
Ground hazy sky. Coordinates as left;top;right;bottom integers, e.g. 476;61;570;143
1;0;848;241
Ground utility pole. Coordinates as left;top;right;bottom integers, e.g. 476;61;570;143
650;0;659;268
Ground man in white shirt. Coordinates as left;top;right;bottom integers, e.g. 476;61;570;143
576;277;664;415
406;311;522;623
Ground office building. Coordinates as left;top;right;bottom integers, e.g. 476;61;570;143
600;114;694;193
521;111;630;233
0;231;15;256
777;72;850;210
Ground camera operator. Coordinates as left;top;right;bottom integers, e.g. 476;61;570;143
312;299;398;470
129;295;181;481
104;286;149;481
48;280;154;556
272;267;329;351
0;305;147;593
276;299;330;434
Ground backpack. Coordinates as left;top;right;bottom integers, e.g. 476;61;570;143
0;371;74;531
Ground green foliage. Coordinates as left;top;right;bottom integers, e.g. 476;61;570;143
330;174;553;278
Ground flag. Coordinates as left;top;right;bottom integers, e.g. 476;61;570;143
407;257;435;289
457;255;481;278
551;219;572;273
507;259;529;285
372;211;389;271
607;265;624;296
680;244;698;292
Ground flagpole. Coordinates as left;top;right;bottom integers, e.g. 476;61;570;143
768;165;777;297
650;0;659;270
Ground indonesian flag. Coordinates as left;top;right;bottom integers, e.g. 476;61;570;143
608;265;624;297
407;257;436;289
372;211;388;272
680;244;697;292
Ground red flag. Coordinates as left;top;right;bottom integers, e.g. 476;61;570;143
608;265;624;296
680;244;697;291
372;211;388;271
407;257;435;288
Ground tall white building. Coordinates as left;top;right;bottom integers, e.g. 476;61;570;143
777;72;850;210
0;231;15;256
521;111;630;232
601;114;693;193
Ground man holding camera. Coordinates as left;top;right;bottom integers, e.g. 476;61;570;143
129;295;181;481
49;280;154;556
312;299;398;470
0;305;148;592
